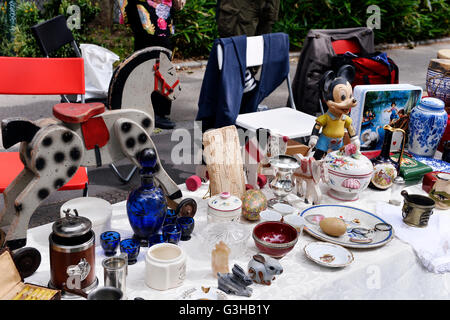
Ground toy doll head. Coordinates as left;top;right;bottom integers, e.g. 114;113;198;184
320;65;357;116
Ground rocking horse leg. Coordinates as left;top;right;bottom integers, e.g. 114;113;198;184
0;168;35;249
2;126;84;248
113;118;182;201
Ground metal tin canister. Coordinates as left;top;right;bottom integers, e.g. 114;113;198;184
49;210;98;294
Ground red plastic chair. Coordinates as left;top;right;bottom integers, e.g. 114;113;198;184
0;57;89;196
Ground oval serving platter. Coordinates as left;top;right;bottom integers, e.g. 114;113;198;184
304;242;354;268
300;205;394;249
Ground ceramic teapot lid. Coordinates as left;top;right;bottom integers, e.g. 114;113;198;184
208;192;242;212
53;209;92;238
324;146;373;176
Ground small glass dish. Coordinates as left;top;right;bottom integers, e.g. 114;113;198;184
203;222;250;259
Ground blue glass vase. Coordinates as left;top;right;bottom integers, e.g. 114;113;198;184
127;148;167;246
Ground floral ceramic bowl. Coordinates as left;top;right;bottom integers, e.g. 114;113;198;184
252;221;298;258
324;144;374;201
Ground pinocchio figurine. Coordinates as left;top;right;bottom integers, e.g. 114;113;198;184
309;65;361;160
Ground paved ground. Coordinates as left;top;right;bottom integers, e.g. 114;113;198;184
0;40;449;228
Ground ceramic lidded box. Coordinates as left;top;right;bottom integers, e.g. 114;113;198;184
208;192;242;223
324;144;374;201
241;190;268;221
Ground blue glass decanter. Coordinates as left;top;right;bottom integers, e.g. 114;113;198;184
126;148;167;246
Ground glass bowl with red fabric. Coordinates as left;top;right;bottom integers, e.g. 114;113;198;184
252;221;299;258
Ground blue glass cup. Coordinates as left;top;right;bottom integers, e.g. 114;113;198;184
164;209;178;226
177;217;195;241
148;233;166;247
120;238;140;265
162;224;182;244
100;231;121;256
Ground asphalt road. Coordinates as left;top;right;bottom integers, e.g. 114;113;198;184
0;41;449;228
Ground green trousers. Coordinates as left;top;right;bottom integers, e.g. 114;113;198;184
217;0;280;38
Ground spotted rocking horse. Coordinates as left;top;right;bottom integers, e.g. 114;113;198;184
0;47;196;254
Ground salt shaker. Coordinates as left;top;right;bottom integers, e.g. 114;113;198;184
389;176;405;206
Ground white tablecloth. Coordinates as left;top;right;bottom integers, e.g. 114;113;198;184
26;182;450;300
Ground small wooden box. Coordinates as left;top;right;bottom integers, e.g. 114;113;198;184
0;248;61;300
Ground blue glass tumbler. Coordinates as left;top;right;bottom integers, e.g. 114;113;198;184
177;217;195;241
162;224;182;244
100;231;121;256
120;238;140;265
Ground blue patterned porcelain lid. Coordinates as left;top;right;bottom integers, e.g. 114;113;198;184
420;97;445;111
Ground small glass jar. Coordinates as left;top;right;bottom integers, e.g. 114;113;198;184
389;176;405;206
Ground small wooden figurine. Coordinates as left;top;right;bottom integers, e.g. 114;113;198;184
211;241;231;277
308;65;360;160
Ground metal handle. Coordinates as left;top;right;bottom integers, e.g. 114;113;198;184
383;124;406;170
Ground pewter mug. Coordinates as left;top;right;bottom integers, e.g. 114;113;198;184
102;253;128;298
401;190;435;227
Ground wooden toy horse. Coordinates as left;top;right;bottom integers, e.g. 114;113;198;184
0;47;195;250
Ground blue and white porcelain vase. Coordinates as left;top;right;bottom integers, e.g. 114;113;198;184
127;148;167;245
408;97;447;157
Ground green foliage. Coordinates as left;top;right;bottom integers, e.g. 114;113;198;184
1;0;41;56
0;1;9;54
0;0;100;57
172;0;218;59
273;0;450;49
1;0;449;59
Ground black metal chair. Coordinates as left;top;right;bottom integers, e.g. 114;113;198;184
31;15;83;104
31;15;137;184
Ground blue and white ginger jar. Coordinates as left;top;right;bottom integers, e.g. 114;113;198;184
408;97;447;157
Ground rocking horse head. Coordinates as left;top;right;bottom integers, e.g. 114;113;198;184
108;47;181;115
153;52;181;102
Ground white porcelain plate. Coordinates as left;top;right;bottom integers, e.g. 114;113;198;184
300;205;394;249
177;287;228;300
304;242;354;268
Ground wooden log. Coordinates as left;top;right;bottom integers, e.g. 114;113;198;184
203;126;245;198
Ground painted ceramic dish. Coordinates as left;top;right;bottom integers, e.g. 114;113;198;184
304;242;354;268
208;192;242;223
252;221;298;258
301;205;394;249
178;287;228;300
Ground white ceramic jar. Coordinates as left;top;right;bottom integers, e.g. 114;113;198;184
145;243;187;291
207;192;242;223
324;148;374;201
60;197;112;246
